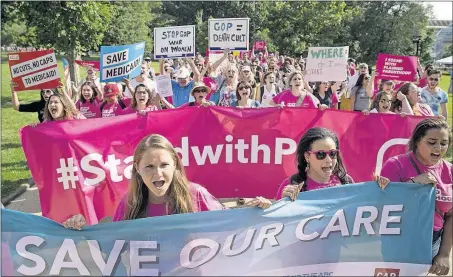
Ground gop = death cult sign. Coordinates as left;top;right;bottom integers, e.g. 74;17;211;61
8;50;61;92
100;42;145;83
208;18;250;51
154;25;195;59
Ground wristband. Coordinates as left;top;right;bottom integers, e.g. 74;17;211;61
410;178;415;183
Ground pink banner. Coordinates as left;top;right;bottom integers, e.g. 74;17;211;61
375;53;417;82
74;60;100;71
20;108;424;225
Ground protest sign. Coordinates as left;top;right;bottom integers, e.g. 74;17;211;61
62;58;72;97
156;74;173;97
254;40;266;51
74;60;100;71
8;50;60;91
1;183;433;276
20;108;424;224
376;54;417;82
305;46;349;82
154;25;195;59
208;18;249;51
100;42;145;82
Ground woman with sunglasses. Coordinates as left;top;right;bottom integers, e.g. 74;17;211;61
10;82;56;123
277;127;389;200
75;81;103;119
63;134;272;229
313;81;340;109
232;81;261;108
351;72;374;112
180;82;215;107
269;71;324;109
380;118;452;276
391;82;434;117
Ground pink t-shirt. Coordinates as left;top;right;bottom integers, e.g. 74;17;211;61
381;152;452;231
276;175;354;199
101;102;125;118
113;183;225;221
121;105;159;115
272;90;320;108
76;99;102;118
413;103;434;117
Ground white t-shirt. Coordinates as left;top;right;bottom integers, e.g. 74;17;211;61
126;78;157;98
261;85;278;106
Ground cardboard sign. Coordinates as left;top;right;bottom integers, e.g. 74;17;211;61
62;58;72;97
75;60;100;71
305;46;349;82
8;50;60;91
254;40;266;51
154;25;195;59
375;54;417;82
208;18;249;51
155;74;173;97
100;42;145;82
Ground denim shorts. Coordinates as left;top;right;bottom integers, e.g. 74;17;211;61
432;229;443;258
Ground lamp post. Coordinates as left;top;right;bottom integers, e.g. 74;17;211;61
413;35;422;57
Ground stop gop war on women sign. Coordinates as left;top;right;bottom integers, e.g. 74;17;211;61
7;50;61;91
100;41;145;83
1;183;435;276
154;25;195;59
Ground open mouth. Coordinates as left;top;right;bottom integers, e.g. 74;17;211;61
197;95;204;99
321;166;333;173
153;180;165;188
50;108;58;115
431;153;441;160
382;105;389;110
138;98;146;103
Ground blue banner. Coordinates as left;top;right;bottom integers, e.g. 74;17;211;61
1;182;434;276
100;42;145;83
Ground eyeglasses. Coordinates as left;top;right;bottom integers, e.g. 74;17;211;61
238;86;250;90
195;64;203;67
307;150;339;160
364;76;370;80
429;77;439;82
193;88;207;93
379;99;391;104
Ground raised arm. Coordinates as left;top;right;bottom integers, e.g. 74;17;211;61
186;57;200;82
366;72;375;98
210;49;229;73
10;82;20;111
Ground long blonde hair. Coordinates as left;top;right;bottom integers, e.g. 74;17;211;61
43;90;79;121
124;134;194;220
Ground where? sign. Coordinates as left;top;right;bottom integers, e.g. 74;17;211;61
154;25;195;59
208;18;249;51
8;50;61;92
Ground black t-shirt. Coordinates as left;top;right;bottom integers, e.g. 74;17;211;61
18;101;45;122
314;90;333;108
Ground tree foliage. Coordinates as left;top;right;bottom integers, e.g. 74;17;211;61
1;1;436;66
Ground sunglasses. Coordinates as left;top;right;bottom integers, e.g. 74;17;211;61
193;88;207;93
379;99;391;104
364;76;370;80
43;90;53;94
238;86;250;90
307;150;339;160
195;64;203;67
429;77;439;82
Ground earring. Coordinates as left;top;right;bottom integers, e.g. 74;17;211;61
305;163;310;172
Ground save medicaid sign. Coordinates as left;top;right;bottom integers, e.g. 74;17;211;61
100;42;145;83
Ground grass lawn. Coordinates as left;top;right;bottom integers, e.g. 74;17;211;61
0;53;452;197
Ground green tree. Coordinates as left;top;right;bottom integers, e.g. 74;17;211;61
18;1;114;83
102;2;154;53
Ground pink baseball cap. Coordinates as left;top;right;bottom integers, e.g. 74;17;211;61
104;83;119;97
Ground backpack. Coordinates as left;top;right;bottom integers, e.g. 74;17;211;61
100;98;126;112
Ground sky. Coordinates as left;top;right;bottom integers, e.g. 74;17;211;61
424;2;452;20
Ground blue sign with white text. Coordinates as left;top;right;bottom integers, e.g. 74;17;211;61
1;183;434;276
100;42;145;82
